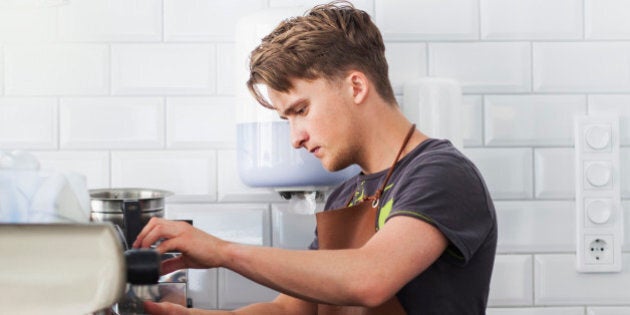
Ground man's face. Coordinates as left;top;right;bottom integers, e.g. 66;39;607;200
267;77;358;172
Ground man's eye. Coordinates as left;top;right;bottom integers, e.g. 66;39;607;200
296;107;306;115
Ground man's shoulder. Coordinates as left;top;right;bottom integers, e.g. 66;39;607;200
404;138;464;167
393;139;480;187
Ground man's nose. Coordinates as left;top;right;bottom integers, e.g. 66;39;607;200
290;123;307;149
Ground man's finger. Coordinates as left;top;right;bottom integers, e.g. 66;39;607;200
143;301;186;315
132;217;161;248
143;300;165;314
138;220;182;249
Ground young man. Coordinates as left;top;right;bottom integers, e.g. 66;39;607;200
134;2;497;314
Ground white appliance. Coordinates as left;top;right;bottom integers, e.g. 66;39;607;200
0;151;164;314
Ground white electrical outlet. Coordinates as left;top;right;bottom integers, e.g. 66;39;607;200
584;235;613;264
575;115;623;273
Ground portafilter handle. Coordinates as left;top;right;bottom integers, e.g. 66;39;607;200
125;249;161;285
122;200;143;250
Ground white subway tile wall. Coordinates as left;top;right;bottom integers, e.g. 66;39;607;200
464;148;534;199
0;8;56;43
58;0;163;42
4;44;110;95
166;97;236;149
163;0;266;42
533;42;630;93
487;255;533;306
111;44;216;95
384;42;427;94
111;150;217;202
375;0;478;40
429;42;532;93
463;95;484;146
484;95;587;146
585;0;630;40
480;0;583;40
0;46;3;94
535;254;630;305
625;202;630;250
588;307;630;315
216;43;236;95
1;0;630;312
0;97;57;149
271;0;373;15
623;149;630;198
60;97;164;149
534;148;575;199
494;201;575;253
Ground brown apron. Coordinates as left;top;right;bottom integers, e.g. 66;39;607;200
315;124;416;315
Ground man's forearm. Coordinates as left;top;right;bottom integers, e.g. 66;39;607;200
190;300;307;315
190;309;233;315
220;243;369;306
215;217;448;308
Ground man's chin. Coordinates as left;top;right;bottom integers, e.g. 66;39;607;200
321;159;351;172
322;165;338;172
320;160;337;172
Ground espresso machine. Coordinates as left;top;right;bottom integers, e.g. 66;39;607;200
89;188;192;313
0;152;190;313
0;189;192;314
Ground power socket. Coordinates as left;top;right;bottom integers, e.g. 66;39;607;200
575;115;623;273
583;235;614;265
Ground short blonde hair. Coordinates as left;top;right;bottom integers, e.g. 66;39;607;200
247;1;395;108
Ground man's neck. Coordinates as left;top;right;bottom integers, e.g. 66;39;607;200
356;110;429;174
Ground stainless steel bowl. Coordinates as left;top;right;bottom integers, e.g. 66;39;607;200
89;188;172;249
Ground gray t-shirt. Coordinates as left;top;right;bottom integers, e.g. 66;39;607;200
311;139;497;315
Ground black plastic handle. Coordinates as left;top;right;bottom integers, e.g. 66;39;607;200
122;200;142;249
125;249;161;285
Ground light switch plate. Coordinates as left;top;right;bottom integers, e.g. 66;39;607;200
575;114;623;272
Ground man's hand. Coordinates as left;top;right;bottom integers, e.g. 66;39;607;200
143;301;190;315
132;217;229;274
143;301;236;315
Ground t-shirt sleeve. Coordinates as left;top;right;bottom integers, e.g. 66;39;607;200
385;151;495;265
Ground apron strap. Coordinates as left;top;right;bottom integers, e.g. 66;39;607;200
347;124;416;207
372;123;416;203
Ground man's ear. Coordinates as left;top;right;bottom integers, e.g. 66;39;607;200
347;71;369;104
